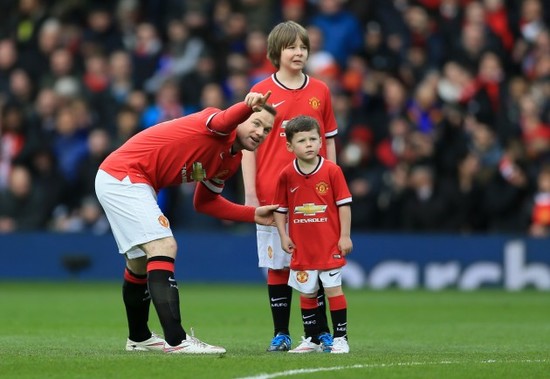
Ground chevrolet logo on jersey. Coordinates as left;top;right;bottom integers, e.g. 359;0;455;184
294;203;327;216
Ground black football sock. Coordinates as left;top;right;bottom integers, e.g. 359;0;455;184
268;284;292;336
316;280;330;334
329;294;348;339
123;268;152;342
300;296;320;343
147;256;186;346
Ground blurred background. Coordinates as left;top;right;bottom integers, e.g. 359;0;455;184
0;0;549;287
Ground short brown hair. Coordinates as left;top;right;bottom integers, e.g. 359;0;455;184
285;115;320;142
267;21;310;69
260;103;277;117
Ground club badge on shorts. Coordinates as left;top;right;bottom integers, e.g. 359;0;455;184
296;271;309;283
158;215;170;228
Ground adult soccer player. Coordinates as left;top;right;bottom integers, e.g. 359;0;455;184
242;21;337;352
273;115;352;354
95;91;276;354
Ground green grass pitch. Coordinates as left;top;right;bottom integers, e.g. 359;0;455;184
0;282;548;379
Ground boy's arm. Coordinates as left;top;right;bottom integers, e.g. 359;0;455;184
337;205;353;256
274;211;294;254
241;150;259;206
325;137;337;162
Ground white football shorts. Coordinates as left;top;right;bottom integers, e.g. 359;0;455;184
288;268;343;294
95;169;173;258
256;224;291;269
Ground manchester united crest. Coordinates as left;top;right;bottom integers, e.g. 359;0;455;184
309;97;321;110
296;271;309;283
158;215;170;228
315;181;329;195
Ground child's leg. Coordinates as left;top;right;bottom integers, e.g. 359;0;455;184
325;286;347;339
299;294;321;343
328;293;347;339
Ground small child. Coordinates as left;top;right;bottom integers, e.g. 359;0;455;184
273;115;353;354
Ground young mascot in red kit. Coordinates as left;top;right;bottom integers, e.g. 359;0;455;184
273;115;352;354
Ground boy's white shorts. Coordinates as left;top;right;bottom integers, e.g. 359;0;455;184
288;268;343;294
95;169;173;259
256;224;291;269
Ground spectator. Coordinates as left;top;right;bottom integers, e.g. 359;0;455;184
0;164;48;232
308;0;363;70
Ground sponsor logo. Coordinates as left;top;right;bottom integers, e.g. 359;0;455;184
302;314;315;319
270;297;287;302
267;245;273;259
333;254;342;259
309;97;321;110
294;203;327;216
191;162;206;182
158;215;170;228
315;182;329;195
290;186;299;193
329;271;338;277
271;303;288;308
272;100;286;108
296;271;309;283
293;217;328;224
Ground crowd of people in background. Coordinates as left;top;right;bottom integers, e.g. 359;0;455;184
0;0;549;236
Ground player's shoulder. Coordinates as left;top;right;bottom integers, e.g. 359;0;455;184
250;75;275;91
322;158;345;174
306;75;330;90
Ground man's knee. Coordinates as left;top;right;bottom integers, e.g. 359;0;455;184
141;237;178;259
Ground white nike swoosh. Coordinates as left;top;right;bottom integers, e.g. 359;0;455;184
303;314;315;319
272;100;286;108
290;186;299;193
271;297;287;302
168;277;177;282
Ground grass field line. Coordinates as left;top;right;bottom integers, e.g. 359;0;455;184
234;359;549;379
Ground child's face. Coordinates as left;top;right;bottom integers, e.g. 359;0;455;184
287;130;321;162
280;36;308;72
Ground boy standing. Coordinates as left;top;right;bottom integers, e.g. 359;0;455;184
242;20;337;352
273;116;352;354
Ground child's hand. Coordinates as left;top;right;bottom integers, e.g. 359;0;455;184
281;236;295;255
338;236;353;256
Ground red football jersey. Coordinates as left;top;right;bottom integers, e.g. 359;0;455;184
274;157;352;271
250;74;338;205
100;107;242;193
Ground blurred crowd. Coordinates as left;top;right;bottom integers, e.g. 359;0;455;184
0;0;549;236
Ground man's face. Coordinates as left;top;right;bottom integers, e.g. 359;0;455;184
235;109;274;151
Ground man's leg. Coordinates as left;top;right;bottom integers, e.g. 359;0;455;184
141;237;225;354
124;256;165;351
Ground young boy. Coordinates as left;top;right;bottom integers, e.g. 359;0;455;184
242;20;337;352
273;116;352;354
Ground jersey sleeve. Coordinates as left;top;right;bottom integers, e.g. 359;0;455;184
332;165;352;206
193;182;256;222
321;83;338;138
274;170;289;214
207;102;252;135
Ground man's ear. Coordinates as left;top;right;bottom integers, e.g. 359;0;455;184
286;141;293;152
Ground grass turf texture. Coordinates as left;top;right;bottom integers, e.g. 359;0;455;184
0;283;548;379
